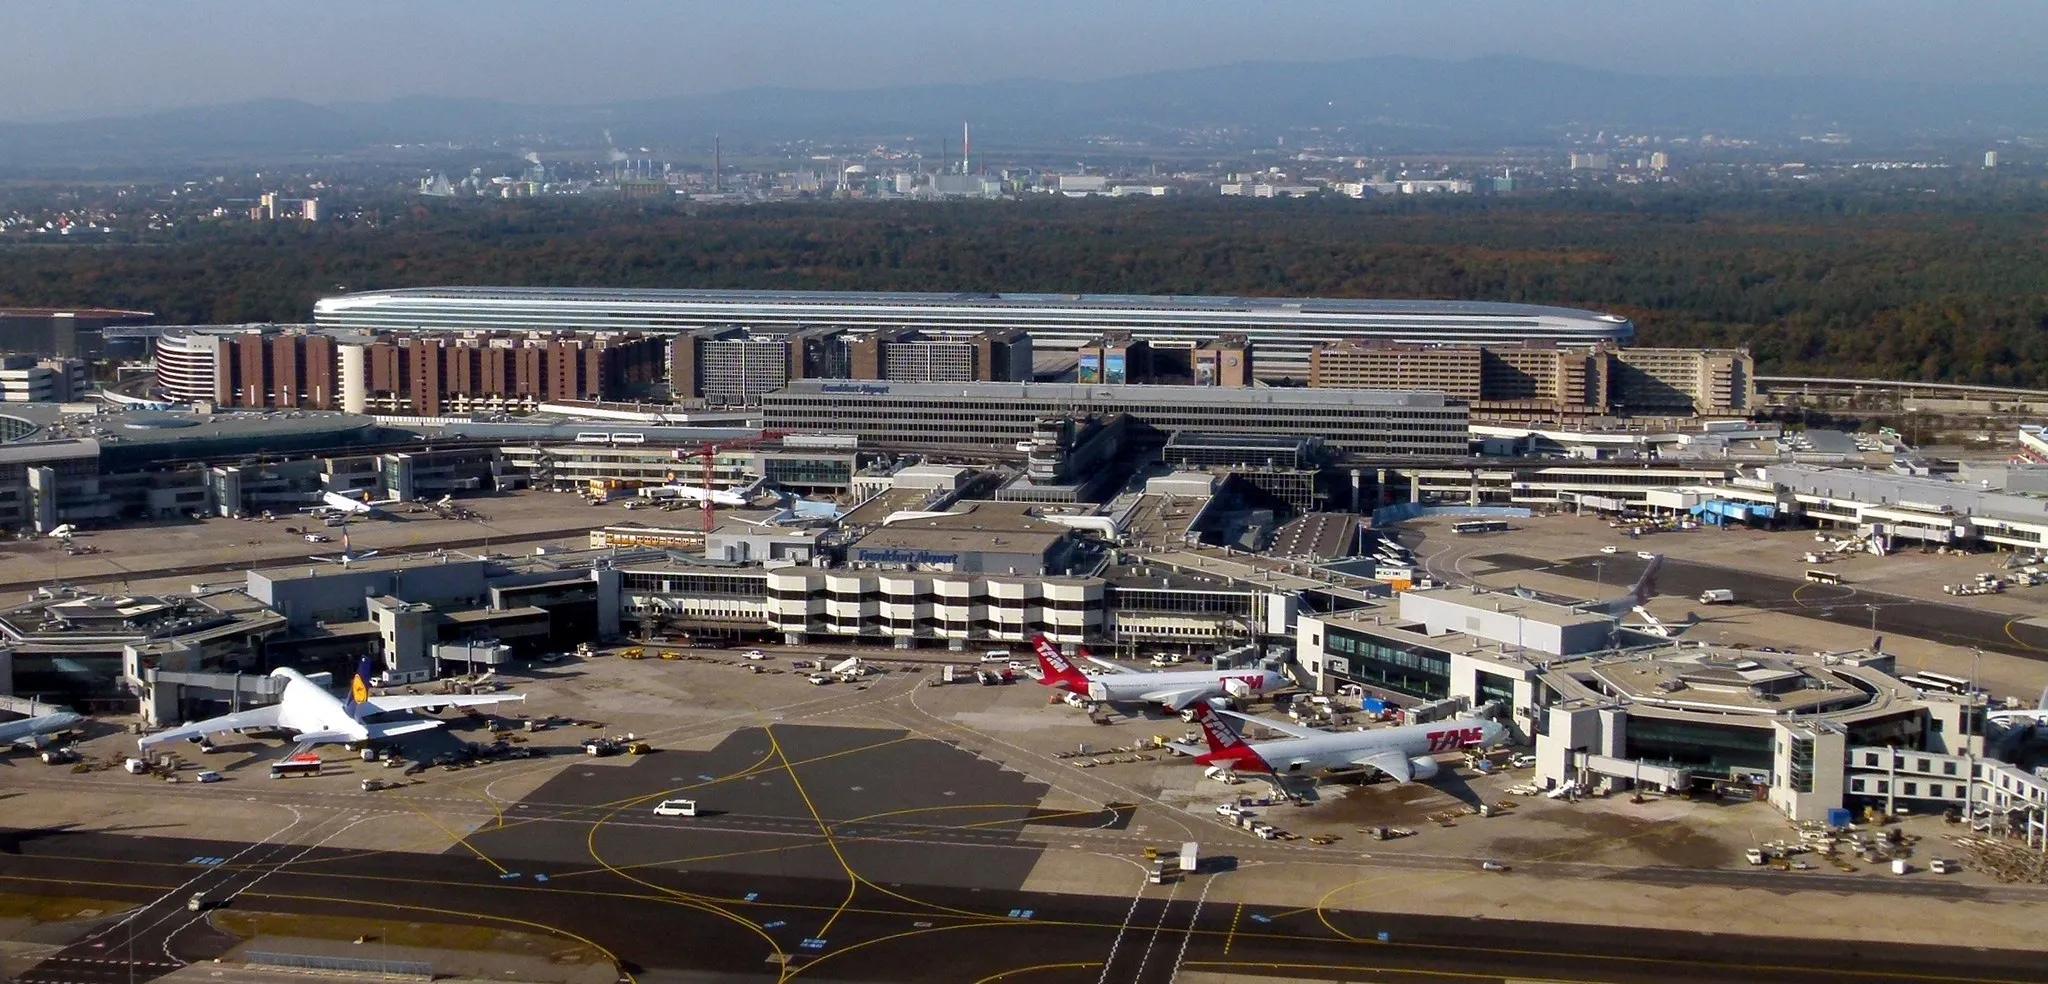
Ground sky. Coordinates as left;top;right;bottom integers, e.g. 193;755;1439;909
3;0;2043;121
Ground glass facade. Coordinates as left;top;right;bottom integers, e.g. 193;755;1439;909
1624;718;1773;777
1325;626;1449;699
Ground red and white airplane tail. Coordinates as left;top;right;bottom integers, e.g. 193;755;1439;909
1188;703;1270;773
1030;636;1089;691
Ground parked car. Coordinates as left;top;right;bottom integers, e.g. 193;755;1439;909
1480;860;1510;872
1600;545;1618;554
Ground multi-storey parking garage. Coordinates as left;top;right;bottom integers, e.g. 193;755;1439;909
312;287;1635;379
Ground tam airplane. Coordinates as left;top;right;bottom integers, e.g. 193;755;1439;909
1030;636;1286;712
138;656;523;751
1185;702;1505;783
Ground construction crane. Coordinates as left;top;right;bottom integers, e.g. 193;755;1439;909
671;431;789;535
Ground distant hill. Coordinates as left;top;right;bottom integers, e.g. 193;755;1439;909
1;56;2037;167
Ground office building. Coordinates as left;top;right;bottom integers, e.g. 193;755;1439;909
762;380;1469;456
1610;347;1753;414
850;328;1031;383
155;326;665;413
0;357;87;402
1307;342;1749;420
313;287;1635;380
0;307;156;362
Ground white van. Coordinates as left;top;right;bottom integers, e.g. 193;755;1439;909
982;650;1010;663
195;770;223;784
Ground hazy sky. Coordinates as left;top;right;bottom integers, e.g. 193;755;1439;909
3;0;2042;121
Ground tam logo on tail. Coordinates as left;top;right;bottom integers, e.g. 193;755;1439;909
1031;636;1087;690
1189;703;1269;772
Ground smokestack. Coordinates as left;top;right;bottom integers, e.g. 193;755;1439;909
963;121;970;175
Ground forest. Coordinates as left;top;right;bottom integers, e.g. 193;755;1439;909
3;194;2045;386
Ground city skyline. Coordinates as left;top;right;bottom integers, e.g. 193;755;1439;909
4;0;2046;122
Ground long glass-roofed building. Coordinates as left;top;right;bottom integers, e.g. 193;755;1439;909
313;287;1634;379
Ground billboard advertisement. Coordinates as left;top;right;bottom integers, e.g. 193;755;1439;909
1103;353;1126;384
1078;353;1100;383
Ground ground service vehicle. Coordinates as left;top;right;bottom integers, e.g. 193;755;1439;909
1805;570;1842;585
653;799;698;817
1699;589;1736;604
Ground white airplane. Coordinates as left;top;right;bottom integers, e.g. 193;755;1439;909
138;656;523;751
311;531;379;567
1184;702;1506;782
1987;684;2048;725
646;476;767;508
1030;636;1287;712
0;708;86;752
321;490;400;516
1581;554;1663;617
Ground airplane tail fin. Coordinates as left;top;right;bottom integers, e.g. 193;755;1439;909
346;655;375;721
1631;555;1663;606
1030;636;1088;690
1188;703;1269;772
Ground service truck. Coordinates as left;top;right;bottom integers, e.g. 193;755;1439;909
1699;589;1736;604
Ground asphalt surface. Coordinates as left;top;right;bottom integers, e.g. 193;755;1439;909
5;724;2046;984
1475;551;2048;662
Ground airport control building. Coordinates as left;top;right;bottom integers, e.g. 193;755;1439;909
312;287;1636;380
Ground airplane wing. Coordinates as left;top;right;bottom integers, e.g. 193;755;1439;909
1350;749;1414;783
138;705;288;749
364;720;444;740
1141;687;1218;711
1082;655;1136;675
360;693;525;715
1216;710;1327;740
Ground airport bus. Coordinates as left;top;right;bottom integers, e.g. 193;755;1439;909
1803;570;1842;585
1452;520;1510;535
269;753;322;780
1913;671;1974;694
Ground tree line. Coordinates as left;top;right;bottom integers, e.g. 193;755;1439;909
2;193;2045;386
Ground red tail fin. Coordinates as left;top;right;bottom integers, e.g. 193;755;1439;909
1189;703;1269;773
1031;636;1088;691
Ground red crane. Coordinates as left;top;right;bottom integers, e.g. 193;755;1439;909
671;431;789;535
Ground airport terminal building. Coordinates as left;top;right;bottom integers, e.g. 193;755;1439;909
1295;586;2007;824
761;380;1470;456
312;287;1635;380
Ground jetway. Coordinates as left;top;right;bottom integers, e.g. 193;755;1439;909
1577;752;1694;793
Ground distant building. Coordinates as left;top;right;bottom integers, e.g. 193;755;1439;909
0;307;155;362
0;356;86;402
1307;341;1752;420
154;325;665;413
849;328;1030;384
1568;153;1611;171
315;287;1637;383
1985;150;2000;169
1649;152;1671;172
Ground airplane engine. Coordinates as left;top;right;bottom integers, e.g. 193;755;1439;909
1407;756;1440;781
1206;696;1236;710
187;735;207;745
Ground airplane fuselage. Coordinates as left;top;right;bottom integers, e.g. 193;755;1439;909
267;667;371;740
1076;668;1287;704
1203;716;1505;774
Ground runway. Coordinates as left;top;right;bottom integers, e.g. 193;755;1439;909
5;724;2045;984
